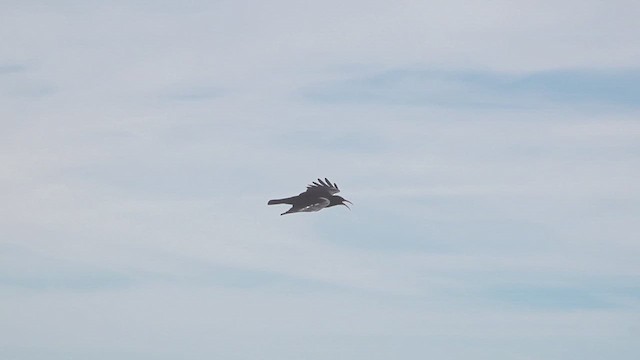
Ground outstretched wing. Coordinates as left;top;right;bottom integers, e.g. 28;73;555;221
305;178;340;195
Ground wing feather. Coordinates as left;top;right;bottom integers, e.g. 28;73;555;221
305;177;340;195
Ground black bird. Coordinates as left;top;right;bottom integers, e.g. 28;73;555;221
268;178;352;215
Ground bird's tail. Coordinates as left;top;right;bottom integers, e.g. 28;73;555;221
267;197;295;205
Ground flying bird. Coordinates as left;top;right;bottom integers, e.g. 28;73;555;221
268;178;352;215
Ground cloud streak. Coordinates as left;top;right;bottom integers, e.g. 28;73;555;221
303;68;640;108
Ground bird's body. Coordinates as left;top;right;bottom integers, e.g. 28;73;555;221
268;178;352;215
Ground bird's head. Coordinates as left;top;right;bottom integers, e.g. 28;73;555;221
329;196;352;210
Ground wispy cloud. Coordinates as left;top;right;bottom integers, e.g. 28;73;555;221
0;272;133;292
0;245;133;292
303;68;640;109
159;85;226;102
275;130;386;153
486;285;625;310
0;63;55;98
0;64;27;74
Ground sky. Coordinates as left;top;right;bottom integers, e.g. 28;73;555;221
1;0;640;359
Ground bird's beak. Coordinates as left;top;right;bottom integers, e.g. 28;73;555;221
342;199;352;210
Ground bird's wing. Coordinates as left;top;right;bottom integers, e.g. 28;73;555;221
305;178;340;195
298;197;330;212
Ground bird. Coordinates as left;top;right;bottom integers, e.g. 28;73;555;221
268;178;352;215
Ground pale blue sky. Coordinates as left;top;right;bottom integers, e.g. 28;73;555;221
2;0;640;359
